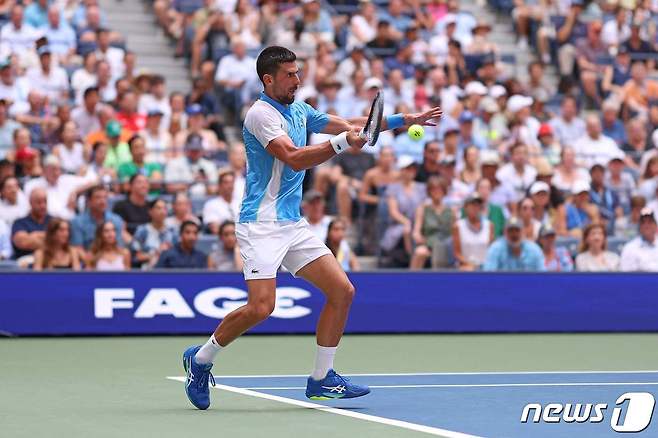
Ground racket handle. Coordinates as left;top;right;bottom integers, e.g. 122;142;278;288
358;127;367;141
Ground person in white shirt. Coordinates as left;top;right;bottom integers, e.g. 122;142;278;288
164;133;218;197
70;52;98;105
227;142;246;200
53;121;87;174
202;170;240;235
0;59;29;107
44;5;76;63
94;28;125;81
620;208;658;272
496;143;537;201
548;95;586;146
214;38;257;120
139;108;172;164
0;176;29;226
572;115;624;169
26;45;69;104
138;75;171;121
384;69;414;110
71;86;101;138
24;155;97;220
506;94;540;149
303;190;333;242
0;4;41;55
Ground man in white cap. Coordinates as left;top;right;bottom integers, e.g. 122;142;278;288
506;94;540;148
620;208;658;271
565;179;599;238
483;217;545;271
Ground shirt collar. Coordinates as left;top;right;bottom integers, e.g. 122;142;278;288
260;92;289;114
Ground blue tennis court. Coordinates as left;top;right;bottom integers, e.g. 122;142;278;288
168;371;658;438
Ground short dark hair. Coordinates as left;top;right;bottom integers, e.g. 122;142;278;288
87;184;107;200
129;173;147;186
218;220;235;235
148;198;165;209
180;220;199;235
256;46;296;84
83;86;99;99
127;134;143;151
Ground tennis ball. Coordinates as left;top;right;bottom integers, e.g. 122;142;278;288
408;124;425;141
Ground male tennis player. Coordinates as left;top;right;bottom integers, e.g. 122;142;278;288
183;46;441;410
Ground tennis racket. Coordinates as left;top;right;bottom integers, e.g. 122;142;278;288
359;91;384;147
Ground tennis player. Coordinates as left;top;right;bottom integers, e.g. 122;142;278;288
183;46;441;410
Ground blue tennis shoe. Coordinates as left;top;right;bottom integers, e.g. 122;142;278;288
305;369;370;400
182;345;215;410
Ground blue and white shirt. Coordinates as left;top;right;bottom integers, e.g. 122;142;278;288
240;92;329;223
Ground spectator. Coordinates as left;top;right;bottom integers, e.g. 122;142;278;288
87;141;116;184
615;195;646;240
534;124;562;167
601;47;631;98
528;180;567;236
575;223;620;271
227;143;246;199
566;180;600;238
72;87;101;139
518;197;541;240
620;208;658;272
112;174;150;235
473;177;505;237
607;156;634;215
52;121;87;175
414;141;441;183
26;45;69;104
103;120;132;170
495;143;537;200
303;190;332;242
548;96;585;147
0;176;29;226
623;118;651;168
25;0;50;29
88;221;131;271
452;193;494;270
537;225;573;272
116;91;146;133
0;4;40;55
573;115;624;169
140;108;173;164
24;155;97;220
138;75;170;118
155;220;208;269
11;188;51;260
441;154;471;208
589;163;622;233
600;100;626;146
458;145;480;188
0;217;10;259
575;21;606;106
165;133;218;197
44;4;76;63
483;217;545;271
202;170;239;234
95;27;125;80
506;95;540;149
0;99;21;159
117;135;163;185
71;185;127;261
552;147;591;195
165;192;200;230
325;218;359;272
215;39;256;123
332;142;376;223
208;220;243;272
381;156;425;263
131;198;176;268
411;176;454;269
619;61;658;118
33;218;81;270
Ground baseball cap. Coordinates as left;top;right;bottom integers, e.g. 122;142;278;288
464;81;488;96
505;217;522;230
537;123;553;137
529;181;550;195
364;77;383;90
506;95;533;113
443;14;457;25
464;193;483;205
640;207;657;222
43;154;61;167
397;155;417;169
440;155;457;165
0;58;10;69
37;45;52;56
303;190;324;203
479;96;499;113
443;120;460;135
147;108;164;117
539;224;557;238
572;180;591;195
186;104;204;116
185;133;204;151
489;84;507;99
15;147;38;162
480;149;500;166
105;120;122;138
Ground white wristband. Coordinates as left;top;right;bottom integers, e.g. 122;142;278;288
330;131;350;155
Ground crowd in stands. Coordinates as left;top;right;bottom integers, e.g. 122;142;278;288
3;0;658;272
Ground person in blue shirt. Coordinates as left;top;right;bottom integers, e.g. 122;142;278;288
181;45;442;411
154;220;207;269
483;217;545;271
565;180;601;238
24;0;49;29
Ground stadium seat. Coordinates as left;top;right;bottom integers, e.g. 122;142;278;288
607;236;628;255
556;236;580;257
195;235;218;255
0;260;18;270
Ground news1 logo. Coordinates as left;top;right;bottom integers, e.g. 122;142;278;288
521;392;656;433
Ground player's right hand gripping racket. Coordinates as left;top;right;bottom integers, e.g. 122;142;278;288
359;91;384;147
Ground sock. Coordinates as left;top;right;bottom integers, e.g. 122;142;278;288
311;345;337;380
194;334;222;365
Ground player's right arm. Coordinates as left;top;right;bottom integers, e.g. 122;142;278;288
245;104;365;172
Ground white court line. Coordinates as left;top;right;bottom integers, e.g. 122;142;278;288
237;382;658;390
192;370;658;379
166;377;481;438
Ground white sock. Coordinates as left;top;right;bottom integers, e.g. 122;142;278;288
311;345;337;380
194;334;222;365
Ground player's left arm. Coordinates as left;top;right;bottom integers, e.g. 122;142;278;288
320;107;443;136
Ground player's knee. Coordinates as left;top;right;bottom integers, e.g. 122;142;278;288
414;246;430;258
343;281;356;304
248;299;275;321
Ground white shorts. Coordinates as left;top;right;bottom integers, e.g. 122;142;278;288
236;219;332;280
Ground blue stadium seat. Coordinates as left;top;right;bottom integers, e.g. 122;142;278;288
191;196;208;216
0;260;18;270
556;236;580;257
607;236;628;255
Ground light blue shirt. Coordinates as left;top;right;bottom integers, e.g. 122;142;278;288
393;132;426;163
46;24;76;55
240;92;329;222
24;3;49;29
483;238;546;271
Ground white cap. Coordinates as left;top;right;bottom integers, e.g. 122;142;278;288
489;84;507;98
465;81;488;96
479;96;499;113
43;154;61;167
443;13;457;25
529;181;550;195
506;94;533;113
572;180;591;195
397;155;417;169
364;77;383;90
480;149;500;165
